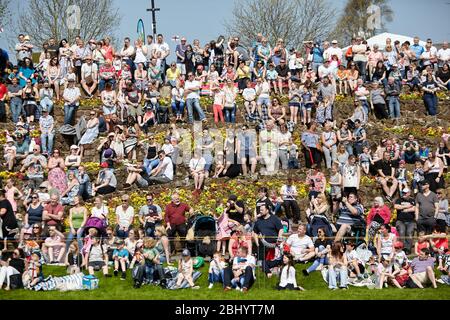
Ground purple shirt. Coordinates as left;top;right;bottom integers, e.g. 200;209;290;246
410;256;435;274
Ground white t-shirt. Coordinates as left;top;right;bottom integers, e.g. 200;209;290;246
242;88;256;101
213;90;225;105
318;64;334;79
81;63;98;79
154;42;170;58
256;82;270;99
286;234;314;257
280;185;297;201
232;255;256;279
159;156;174;180
437;48;450;64
189;157;206;171
184;80;201;100
115;206;135;228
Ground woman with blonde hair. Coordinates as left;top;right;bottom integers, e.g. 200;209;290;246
155;225;171;264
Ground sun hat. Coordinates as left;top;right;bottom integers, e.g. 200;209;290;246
6;136;14;143
70;145;79;150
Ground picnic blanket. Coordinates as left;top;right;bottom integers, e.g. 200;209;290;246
164;266;202;290
28;272;85;291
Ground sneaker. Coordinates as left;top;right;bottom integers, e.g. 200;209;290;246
242;287;248;293
133;281;141;289
104;274;112;277
436;279;445;284
224;287;231;292
235;286;241;291
121;272;126;280
208;283;214;289
329;287;338;290
302;269;309;277
191;285;200;289
114;270;118;277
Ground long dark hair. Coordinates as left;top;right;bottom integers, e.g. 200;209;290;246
331;242;344;259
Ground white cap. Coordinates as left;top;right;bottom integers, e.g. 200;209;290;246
67;74;76;82
402;187;411;193
331;40;338;44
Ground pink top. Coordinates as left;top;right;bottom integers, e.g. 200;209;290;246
5;186;18;212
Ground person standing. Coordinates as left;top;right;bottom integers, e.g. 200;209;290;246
164;193;193;252
394;188;416;254
415;181;439;234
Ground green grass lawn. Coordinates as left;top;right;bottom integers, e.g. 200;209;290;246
2;263;450;300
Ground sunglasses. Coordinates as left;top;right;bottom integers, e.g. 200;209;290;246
33;226;40;229
147;198;153;201
122;200;128;202
32;196;39;199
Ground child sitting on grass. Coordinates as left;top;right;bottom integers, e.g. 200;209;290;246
208;251;226;289
175;249;200;289
113;239;129;280
376;257;402;289
85;237;111;278
414;231;430;256
23;251;44;289
393;241;408;268
277;253;304;291
65;241;83;274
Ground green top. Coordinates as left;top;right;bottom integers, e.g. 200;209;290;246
71;209;85;229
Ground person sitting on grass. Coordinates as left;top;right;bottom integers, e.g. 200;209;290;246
325;242;348;290
113;239;129;280
344;241;366;282
42;226;66;264
65;241;83;274
376;257;402;289
286;223;315;263
174;249;200;290
223;246;256;293
409;248;438;289
208;251;226;289
23;251;44;289
278;253;304;291
303;227;332;276
85;236;111;278
414;231;431;256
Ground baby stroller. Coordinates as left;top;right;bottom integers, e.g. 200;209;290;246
83;217;107;238
187;215;217;258
307;214;334;238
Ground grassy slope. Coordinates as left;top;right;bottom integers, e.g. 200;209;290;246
2;263;449;300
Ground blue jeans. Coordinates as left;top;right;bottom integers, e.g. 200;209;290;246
388;97;400;119
306;246;328;273
171;101;185;116
186;98;206;123
224;105;236;123
66;227;84;251
40;132;55;154
99;79;116;92
208;270;224;284
64;104;78;125
10;99;23;123
423;93;438;116
144;158;160;175
327;266;348;289
40;97;54;114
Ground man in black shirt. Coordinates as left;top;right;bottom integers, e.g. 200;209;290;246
394;188;416;254
376;151;398;202
225;194;245;224
253;204;283;275
275;59;291;95
0;190;18;250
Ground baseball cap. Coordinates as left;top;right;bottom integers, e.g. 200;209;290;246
70;145;79;150
402;187;411;193
6;136;14;143
331;40;338;44
420;180;429;186
182;249;191;257
67;74;76;82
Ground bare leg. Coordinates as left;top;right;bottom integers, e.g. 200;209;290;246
426;266;437;288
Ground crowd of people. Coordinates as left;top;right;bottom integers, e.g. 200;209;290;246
0;31;449;292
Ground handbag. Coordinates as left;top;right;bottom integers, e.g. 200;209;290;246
373;212;385;224
9;274;24;289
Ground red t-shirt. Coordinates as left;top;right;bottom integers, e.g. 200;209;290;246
43;203;65;226
164;202;190;226
0;84;8;100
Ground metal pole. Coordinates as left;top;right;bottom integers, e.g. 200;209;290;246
147;0;160;41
